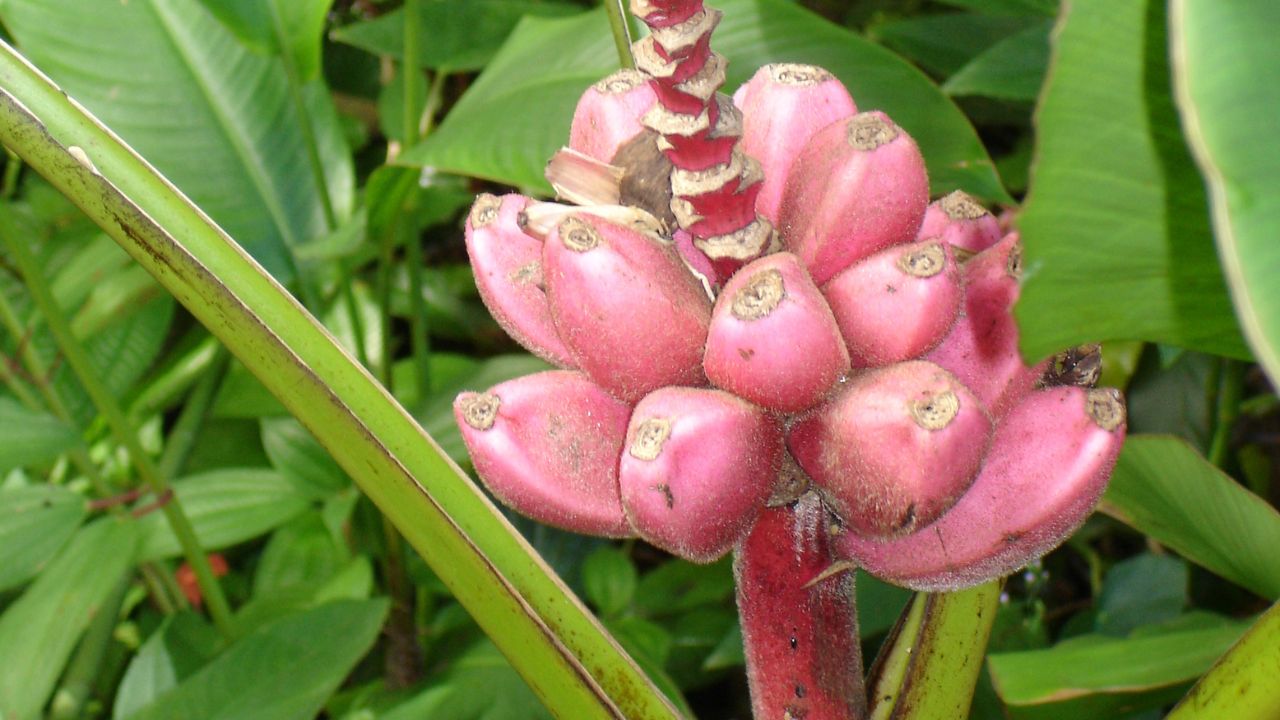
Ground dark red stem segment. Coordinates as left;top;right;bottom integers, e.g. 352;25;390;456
629;0;771;269
734;497;867;719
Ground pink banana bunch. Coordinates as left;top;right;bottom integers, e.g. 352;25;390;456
454;1;1125;716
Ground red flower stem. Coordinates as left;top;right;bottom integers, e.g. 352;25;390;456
735;497;868;719
629;0;771;271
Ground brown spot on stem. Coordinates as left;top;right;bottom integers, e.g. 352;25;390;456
940;190;989;220
897;241;946;278
558;216;600;252
769;63;832;86
469;194;501;228
846;113;898;150
459;393;500;430
909;390;959;430
732;268;785;320
1085;388;1126;431
629;418;672;460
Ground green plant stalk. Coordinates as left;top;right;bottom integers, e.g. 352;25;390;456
1207;359;1244;468
0;338;42;409
867;581;1001;720
127;332;220;419
0;40;676;720
47;573;130;720
604;0;635;69
1166;599;1280;719
0;211;235;640
400;0;431;402
156;347;229;480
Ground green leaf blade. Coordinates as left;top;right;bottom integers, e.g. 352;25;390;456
0;398;80;473
0;484;88;591
1172;1;1280;387
1016;0;1249;361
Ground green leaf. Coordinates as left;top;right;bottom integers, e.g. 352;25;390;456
261;417;350;497
330;0;580;72
1166;601;1280;720
0;518;137;719
0;0;353;279
381;639;553;720
581;547;638;618
632;557;735;618
988;615;1250;719
856;570;914;638
871;13;1039;78
252;514;347;600
1099;435;1280;600
120;599;388;720
1016;0;1249;360
867;581;1001;720
0;398;79;472
943;19;1052;101
1095;554;1188;636
133;469;310;561
0;484;88;591
58;296;174;428
195;0;334;82
113;612;221;720
401;0;1010;202
1171;1;1280;387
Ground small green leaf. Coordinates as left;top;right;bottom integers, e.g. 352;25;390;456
582;547;638;618
1095;554;1188;636
0;398;80;473
856;569;914;638
133;469;310;561
113;612;221;720
1016;0;1249;361
0;518;138;719
261;417;350;497
330;0;581;72
943;19;1052;101
401;0;1010;202
1171;1;1280;387
121;599;388;720
633;557;735;618
252;514;348;600
988;615;1250;719
702;623;745;670
1100;435;1280;600
0;484;88;591
382;639;553;720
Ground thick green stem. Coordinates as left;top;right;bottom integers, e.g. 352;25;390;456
0;215;235;640
1207;358;1244;468
604;0;636;69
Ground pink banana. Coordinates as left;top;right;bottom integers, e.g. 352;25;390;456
777;110;930;285
569;69;657;164
788;361;992;537
917;190;1003;256
927;231;1040;418
822;239;963;368
703;252;850;413
543;213;712;401
733;63;857;224
620;387;781;562
464;193;575;368
453;371;632;537
834;386;1127;591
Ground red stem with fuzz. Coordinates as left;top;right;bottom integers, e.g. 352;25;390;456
735;496;867;720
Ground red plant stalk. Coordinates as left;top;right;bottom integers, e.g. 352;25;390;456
630;0;772;277
736;496;867;719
